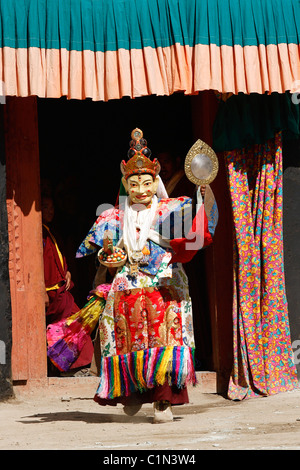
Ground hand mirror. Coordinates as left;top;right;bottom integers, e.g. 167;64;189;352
184;139;219;185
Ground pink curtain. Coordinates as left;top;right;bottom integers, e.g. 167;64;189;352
224;132;298;400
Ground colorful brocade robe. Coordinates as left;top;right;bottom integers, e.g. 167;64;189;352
76;193;218;400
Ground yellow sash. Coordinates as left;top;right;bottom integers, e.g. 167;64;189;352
43;224;65;292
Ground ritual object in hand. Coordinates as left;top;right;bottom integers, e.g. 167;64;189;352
98;230;127;268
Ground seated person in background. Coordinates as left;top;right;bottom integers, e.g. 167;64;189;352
42;195;94;375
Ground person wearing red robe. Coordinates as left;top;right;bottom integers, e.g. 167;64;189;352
42;196;94;373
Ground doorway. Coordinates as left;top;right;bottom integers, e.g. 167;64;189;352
37;93;214;375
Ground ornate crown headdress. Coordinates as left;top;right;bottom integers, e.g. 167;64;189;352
120;128;160;180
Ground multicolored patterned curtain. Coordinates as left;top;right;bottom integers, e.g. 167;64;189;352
224;132;298;400
0;0;299;101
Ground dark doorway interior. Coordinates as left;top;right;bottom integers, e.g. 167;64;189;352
37;93;213;372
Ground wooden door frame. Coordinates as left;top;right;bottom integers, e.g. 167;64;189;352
5;96;47;384
5;93;233;395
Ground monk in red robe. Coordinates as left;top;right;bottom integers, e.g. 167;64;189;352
42;196;93;373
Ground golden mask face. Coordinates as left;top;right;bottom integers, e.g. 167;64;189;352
123;174;159;206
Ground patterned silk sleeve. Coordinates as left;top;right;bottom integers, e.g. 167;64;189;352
76;207;122;258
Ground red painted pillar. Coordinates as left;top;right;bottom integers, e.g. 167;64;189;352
5;96;47;383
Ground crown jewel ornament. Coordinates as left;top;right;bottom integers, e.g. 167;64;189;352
120;128;160;180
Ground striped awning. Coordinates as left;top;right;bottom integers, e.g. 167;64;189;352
1;0;300;101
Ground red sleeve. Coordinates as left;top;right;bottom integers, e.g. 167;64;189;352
169;207;213;264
